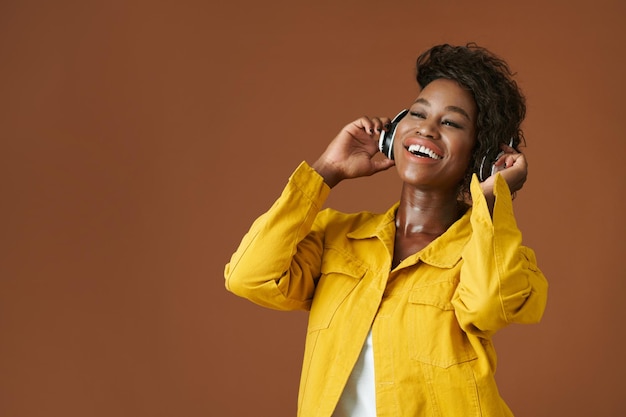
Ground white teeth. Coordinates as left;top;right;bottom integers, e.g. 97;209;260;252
407;144;442;159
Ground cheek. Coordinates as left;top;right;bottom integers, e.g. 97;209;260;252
451;135;477;174
463;130;477;156
453;133;476;158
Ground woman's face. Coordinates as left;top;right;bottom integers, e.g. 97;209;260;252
393;78;478;191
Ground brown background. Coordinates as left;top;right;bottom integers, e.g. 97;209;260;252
1;0;625;416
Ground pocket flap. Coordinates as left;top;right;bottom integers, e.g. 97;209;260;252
320;248;367;279
408;279;457;311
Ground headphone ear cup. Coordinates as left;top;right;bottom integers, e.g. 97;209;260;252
378;130;395;160
478;154;489;182
378;109;409;161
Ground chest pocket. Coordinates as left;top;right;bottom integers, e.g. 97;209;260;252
307;248;367;333
408;277;477;368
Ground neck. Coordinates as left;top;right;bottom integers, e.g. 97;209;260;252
395;184;465;237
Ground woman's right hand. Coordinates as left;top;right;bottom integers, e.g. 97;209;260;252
311;116;396;188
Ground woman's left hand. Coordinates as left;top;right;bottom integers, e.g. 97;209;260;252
480;144;528;200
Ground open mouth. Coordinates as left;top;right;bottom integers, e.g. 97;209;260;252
407;144;443;160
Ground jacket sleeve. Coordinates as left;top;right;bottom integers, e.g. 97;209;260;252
224;162;330;311
452;173;548;337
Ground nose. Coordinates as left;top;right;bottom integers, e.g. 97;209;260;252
416;121;438;139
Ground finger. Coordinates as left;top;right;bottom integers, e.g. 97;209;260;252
495;149;524;169
347;116;376;137
508;153;527;169
370;117;388;134
378;117;393;134
500;143;516;152
359;116;378;136
372;156;396;172
493;153;506;168
502;154;517;169
493;150;510;168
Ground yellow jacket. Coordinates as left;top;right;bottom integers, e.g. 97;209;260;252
225;162;548;417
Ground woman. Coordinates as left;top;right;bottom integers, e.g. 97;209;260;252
224;43;548;417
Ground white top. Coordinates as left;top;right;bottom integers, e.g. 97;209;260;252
332;330;376;417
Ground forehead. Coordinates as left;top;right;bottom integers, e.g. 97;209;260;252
416;78;477;118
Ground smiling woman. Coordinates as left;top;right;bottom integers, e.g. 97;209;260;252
224;43;548;417
391;78;478;197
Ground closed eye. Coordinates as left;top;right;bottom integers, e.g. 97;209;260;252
409;111;426;119
442;119;461;128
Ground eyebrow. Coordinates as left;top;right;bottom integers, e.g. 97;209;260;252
414;98;472;121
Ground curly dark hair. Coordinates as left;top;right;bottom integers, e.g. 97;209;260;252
415;43;526;197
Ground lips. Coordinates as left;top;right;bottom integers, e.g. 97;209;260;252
406;143;443;160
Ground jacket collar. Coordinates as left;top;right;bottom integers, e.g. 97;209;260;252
347;202;472;268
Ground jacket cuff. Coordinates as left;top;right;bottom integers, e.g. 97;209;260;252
288;161;331;207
